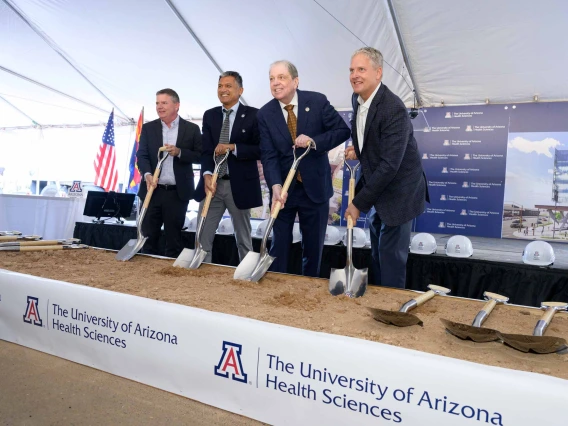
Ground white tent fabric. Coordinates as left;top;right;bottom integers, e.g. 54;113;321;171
1;0;567;185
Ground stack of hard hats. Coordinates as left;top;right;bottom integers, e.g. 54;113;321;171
342;227;366;248
445;235;473;258
409;233;437;254
292;222;302;243
522;241;555;266
253;219;274;239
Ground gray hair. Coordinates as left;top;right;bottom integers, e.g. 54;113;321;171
269;60;298;79
219;71;243;88
156;88;180;103
352;47;383;69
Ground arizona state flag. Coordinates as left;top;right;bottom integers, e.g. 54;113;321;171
127;108;144;194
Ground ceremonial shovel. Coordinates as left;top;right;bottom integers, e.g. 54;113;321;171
116;147;169;261
0;244;89;252
368;285;451;327
499;301;568;354
0;231;21;236
0;238;81;247
441;292;508;342
329;161;368;298
174;150;231;269
0;235;42;242
234;143;313;282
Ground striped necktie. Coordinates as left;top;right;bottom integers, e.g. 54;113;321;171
217;108;232;177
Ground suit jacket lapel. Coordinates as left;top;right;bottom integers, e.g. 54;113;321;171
269;99;292;143
363;84;386;145
296;89;310;137
175;116;186;146
212;107;223;145
230;104;245;144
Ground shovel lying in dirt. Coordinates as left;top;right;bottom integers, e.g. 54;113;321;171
173;150;231;269
330;161;368;298
368;284;451;327
499;301;568;354
234;143;313;282
0;244;89;252
0;235;42;242
0;231;22;236
116;147;169;261
0;238;81;247
441;291;508;342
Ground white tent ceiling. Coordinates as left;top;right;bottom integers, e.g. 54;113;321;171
1;0;567;126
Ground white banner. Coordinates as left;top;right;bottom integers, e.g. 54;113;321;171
0;269;566;425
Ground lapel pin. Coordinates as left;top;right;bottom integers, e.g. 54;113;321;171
241;114;245;118
242;129;246;133
305;107;310;112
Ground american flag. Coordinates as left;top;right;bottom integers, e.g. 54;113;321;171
94;110;119;191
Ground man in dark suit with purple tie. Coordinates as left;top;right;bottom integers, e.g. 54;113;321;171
194;71;262;263
258;60;350;277
345;47;429;289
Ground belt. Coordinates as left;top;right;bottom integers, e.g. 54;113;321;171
220;175;230;180
157;184;177;190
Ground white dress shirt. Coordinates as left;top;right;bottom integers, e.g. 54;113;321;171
356;82;381;152
158;115;180;185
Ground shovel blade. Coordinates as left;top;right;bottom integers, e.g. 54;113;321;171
367;307;423;327
115;237;147;261
440;318;501;343
173;247;208;269
499;332;568;354
346;268;368;298
329;268;347;296
234;251;275;282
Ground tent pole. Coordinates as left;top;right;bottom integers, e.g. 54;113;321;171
163;0;249;107
386;0;422;106
3;0;132;121
0;65;117;118
0;94;41;127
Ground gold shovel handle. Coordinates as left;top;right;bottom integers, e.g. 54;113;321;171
271;167;297;219
347;176;356;229
20;245;64;252
413;290;436;306
142;147;169;210
201;173;219;218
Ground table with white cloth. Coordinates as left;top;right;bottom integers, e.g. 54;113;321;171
0;194;88;239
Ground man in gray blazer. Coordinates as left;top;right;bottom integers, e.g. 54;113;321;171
344;47;429;288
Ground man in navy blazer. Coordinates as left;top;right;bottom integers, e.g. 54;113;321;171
345;47;429;288
137;88;201;257
194;71;262;263
258;60;350;277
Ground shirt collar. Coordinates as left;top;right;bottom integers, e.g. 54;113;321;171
161;114;180;128
223;101;240;115
357;82;381;110
279;91;298;110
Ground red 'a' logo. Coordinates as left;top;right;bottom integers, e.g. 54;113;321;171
214;341;247;383
23;296;42;326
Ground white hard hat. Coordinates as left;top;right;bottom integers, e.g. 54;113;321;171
410;233;437;254
522;241;555;266
188;216;198;232
324;226;341;245
216;217;234;235
254;219;273;239
342;227;366;248
292;222;302;243
445;235;473;258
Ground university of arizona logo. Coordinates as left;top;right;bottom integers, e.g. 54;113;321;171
68;181;83;198
214;341;247;383
23;296;42;326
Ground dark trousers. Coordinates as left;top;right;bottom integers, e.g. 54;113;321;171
141;187;189;258
368;209;412;288
269;183;328;277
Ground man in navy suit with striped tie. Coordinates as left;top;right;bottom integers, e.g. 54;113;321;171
258;61;350;277
194;71;262;263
